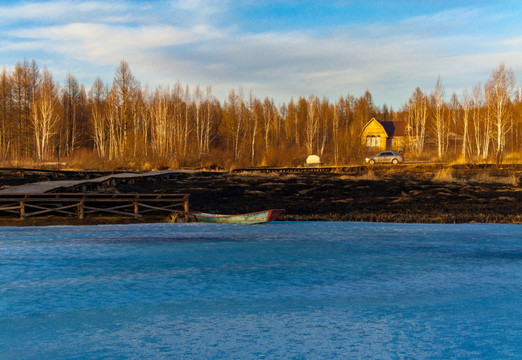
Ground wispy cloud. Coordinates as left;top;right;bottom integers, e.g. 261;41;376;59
9;22;221;63
0;1;128;24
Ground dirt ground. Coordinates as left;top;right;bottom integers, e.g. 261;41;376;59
114;166;522;224
1;164;521;226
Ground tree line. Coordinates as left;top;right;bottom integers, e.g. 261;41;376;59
0;59;521;169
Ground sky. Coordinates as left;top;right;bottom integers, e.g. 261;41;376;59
1;0;522;109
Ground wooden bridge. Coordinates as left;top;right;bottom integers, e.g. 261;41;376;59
0;193;190;220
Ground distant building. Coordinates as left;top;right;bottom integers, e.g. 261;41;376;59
361;118;408;151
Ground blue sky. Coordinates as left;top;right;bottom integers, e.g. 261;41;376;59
1;0;521;108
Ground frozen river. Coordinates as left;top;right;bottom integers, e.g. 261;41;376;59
1;222;521;359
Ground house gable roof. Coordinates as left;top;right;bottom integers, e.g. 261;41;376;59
379;121;407;137
362;118;407;138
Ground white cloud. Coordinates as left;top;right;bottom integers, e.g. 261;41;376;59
9;22;222;65
2;1;521;107
0;1;128;24
502;36;522;47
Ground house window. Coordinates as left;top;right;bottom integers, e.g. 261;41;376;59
366;135;380;147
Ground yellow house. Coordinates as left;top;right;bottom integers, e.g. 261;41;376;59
361;118;407;151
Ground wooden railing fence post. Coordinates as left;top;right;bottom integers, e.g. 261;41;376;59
78;196;85;219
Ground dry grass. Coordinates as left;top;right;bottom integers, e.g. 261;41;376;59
469;173;519;186
433;168;519;185
164;212;183;223
448;156;470;165
340;170;379;181
432;168;456;182
503;152;522;164
234;171;281;178
0;158;43;168
280;174;298;180
126;161;156;172
445;151;522;165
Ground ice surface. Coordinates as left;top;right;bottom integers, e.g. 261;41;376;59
1;222;521;359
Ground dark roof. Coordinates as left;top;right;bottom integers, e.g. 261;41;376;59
377;120;407;137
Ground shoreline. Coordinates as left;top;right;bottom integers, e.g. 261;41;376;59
1;165;521;226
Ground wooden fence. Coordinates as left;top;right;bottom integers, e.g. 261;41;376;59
0;193;190;220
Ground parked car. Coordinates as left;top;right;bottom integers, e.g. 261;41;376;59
365;151;404;164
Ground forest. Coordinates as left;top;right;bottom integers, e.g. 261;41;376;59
0;59;521;170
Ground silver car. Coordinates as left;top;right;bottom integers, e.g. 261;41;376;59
365;151;404;164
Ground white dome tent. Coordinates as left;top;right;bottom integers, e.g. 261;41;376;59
305;155;321;166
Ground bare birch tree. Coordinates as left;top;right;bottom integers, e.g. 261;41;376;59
335;95;354;163
194;85;203;157
470;83;487;160
105;89;119;160
406;88;427;154
486;63;514;163
221;89;245;162
318;98;330;158
234;89;245;162
514;88;522;154
248;92;260;164
432;77;447;159
204;86;213;153
171;82;184;159
89;77;108;158
332;105;340;164
448;93;461;154
461;91;470;159
150;88;169;158
305;95;319;154
262;97;276;154
0;68;12;159
63;73;81;156
131;87;146;157
112;60;138;159
12;60;39;158
182;85;191;157
282;99;297;147
31;68;59;161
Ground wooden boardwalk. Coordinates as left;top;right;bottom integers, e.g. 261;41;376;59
0;169;198;194
0;170;199;221
231;165;370;173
